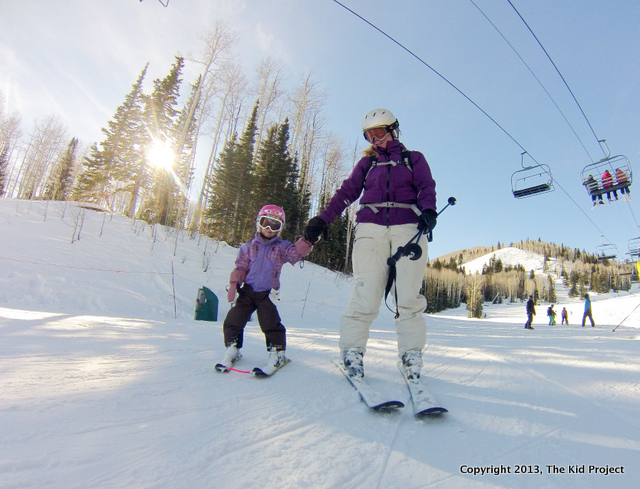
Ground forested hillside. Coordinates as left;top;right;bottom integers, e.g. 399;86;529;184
424;239;636;318
0;22;357;272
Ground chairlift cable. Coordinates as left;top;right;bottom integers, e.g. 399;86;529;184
506;0;606;158
551;177;610;242
624;199;640;230
331;0;527;154
331;0;622;245
469;0;594;162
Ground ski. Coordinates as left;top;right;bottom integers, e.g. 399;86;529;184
215;354;241;373
398;362;448;416
333;360;404;410
252;358;291;377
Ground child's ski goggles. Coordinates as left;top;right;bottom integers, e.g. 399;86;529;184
258;216;283;232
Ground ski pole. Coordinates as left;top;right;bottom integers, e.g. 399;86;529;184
388;196;458;265
613;301;640;332
384;196;457;318
427;196;457;242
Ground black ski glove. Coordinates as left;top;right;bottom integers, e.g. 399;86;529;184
304;216;328;244
417;209;437;233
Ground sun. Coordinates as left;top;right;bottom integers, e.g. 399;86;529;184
146;138;175;170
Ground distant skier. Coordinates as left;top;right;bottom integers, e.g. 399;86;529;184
217;205;313;374
561;307;569;325
615;168;632;201
582;293;595;327
602;169;619;202
584;174;604;208
547;304;557;325
525;295;535;329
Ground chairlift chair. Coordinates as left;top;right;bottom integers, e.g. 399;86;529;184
628;237;640;260
580;141;632;201
596;243;617;261
511;152;554;199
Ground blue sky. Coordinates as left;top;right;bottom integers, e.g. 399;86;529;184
2;0;640;261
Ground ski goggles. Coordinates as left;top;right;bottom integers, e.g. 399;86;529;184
258;216;283;232
363;126;389;142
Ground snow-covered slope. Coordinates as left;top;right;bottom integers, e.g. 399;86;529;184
462;246;545;274
1;198;640;489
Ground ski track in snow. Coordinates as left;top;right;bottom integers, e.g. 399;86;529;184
1;199;640;488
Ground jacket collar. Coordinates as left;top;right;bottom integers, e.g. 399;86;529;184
375;139;405;162
254;232;281;246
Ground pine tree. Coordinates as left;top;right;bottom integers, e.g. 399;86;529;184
44;137;78;200
0;145;9;196
252;119;307;242
306;191;352;272
72;142;108;203
74;65;148;210
205;102;258;244
203;134;238;239
57;138;78;200
144;57;185;226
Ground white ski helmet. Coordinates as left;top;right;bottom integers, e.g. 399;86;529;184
361;108;399;140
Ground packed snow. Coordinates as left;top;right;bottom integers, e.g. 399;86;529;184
1;198;639;489
463;247;545;275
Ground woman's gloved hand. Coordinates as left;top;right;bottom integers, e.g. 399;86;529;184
303;216;328;244
418;209;437;233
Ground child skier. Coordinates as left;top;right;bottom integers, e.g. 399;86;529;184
216;205;313;375
561;307;569;325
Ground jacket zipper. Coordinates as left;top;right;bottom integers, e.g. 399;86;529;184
385;165;391;227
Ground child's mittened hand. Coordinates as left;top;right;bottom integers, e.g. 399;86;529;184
295;237;314;257
227;283;237;302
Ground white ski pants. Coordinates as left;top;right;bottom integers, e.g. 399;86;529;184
339;223;428;356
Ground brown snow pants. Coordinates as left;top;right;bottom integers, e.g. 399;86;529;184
223;284;286;351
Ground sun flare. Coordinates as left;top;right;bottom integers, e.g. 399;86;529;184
146;138;175;170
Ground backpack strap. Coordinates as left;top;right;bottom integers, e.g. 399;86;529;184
364;149;413;182
360;202;421;215
361;149;419;215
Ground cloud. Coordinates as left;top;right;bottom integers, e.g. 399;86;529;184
256;23;275;52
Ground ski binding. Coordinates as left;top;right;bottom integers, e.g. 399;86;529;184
333;360;404;410
398;362;448;416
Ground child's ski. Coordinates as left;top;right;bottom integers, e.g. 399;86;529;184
252;358;291;377
215;355;241;373
397;363;448;416
333;360;404;410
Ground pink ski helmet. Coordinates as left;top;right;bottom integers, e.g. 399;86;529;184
256;204;285;236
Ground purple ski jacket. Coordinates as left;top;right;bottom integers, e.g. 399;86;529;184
230;234;312;293
318;140;436;226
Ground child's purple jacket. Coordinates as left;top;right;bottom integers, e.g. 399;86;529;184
231;234;312;293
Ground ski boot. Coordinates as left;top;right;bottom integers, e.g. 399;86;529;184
342;348;364;378
401;350;423;381
254;348;289;377
215;344;241;372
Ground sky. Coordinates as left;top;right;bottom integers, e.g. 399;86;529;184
2;0;640;260
1;198;640;488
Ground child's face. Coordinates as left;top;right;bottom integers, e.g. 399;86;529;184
260;227;277;239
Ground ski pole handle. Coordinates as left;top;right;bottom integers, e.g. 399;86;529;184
437;196;457;217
